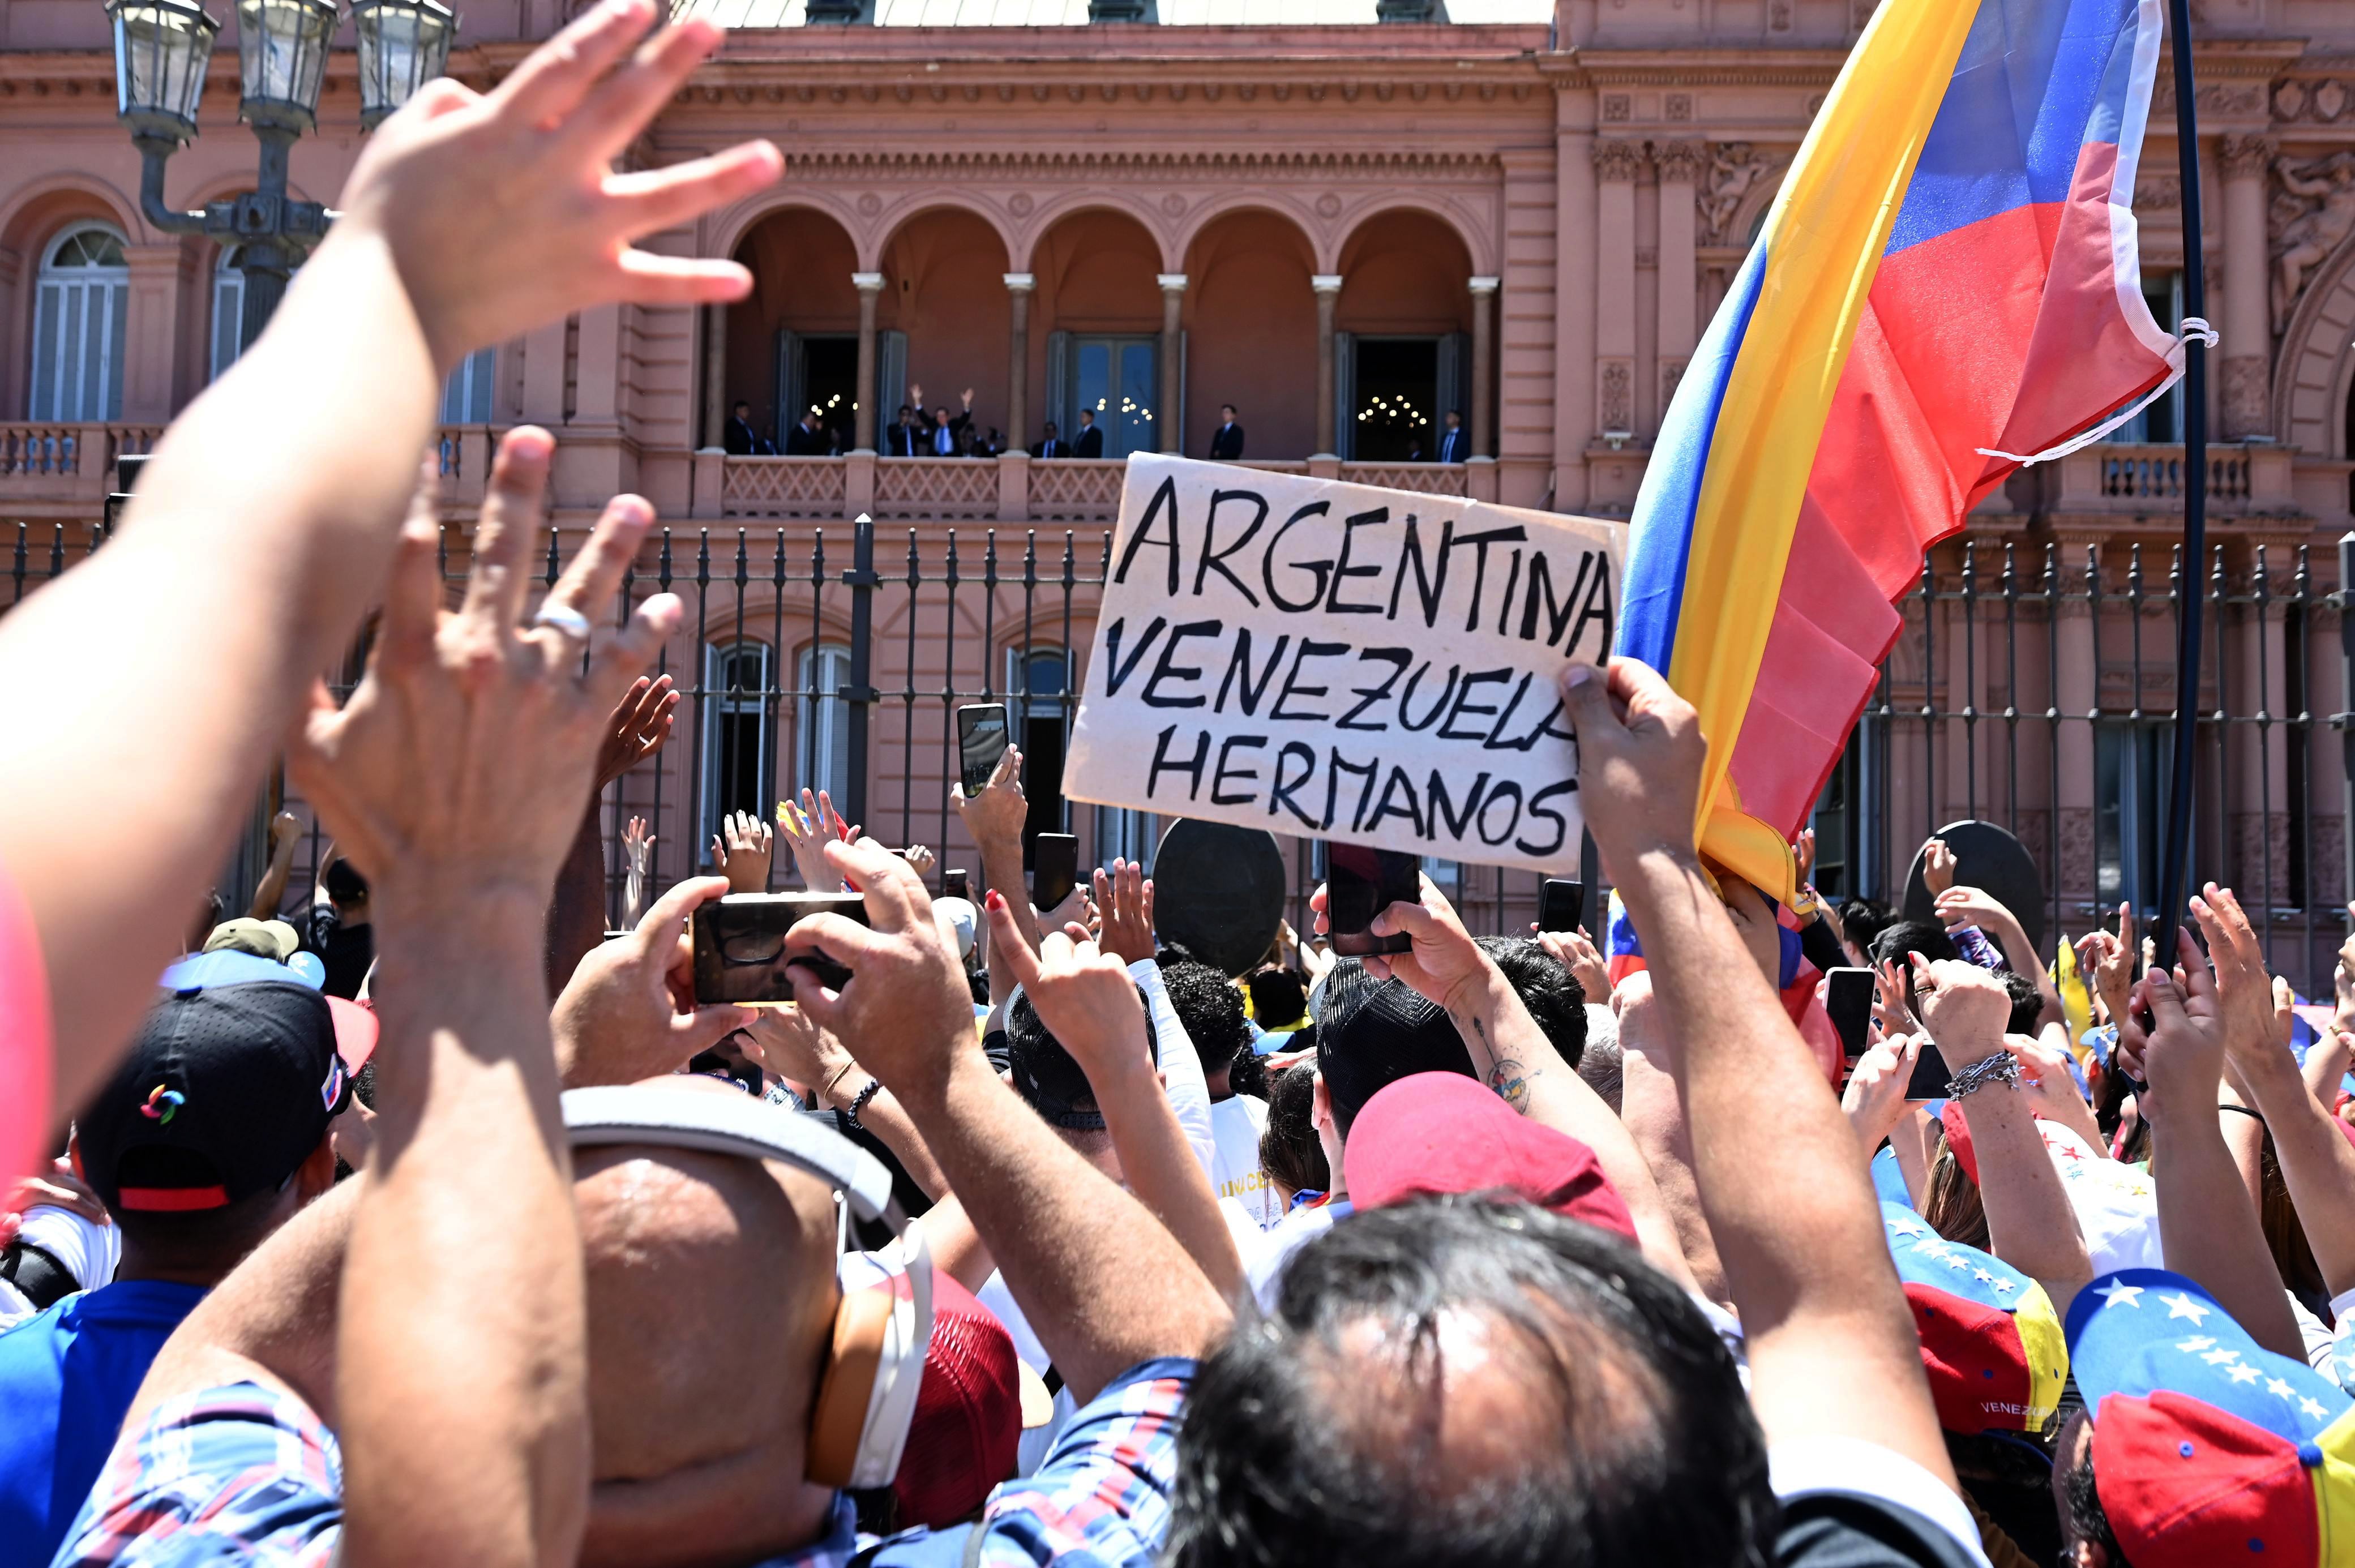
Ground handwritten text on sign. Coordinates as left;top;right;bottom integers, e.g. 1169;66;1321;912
1064;456;1627;875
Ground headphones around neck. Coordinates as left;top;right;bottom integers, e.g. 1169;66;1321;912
560;1085;934;1491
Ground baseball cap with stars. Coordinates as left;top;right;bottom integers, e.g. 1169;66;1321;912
2064;1267;2355;1568
1879;1202;2069;1436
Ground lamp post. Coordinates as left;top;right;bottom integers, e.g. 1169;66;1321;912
108;0;455;352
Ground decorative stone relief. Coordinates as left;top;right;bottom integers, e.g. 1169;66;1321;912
2221;353;2270;439
1603;93;1632;122
1599;359;1634;432
2270;151;2355;333
1700;142;1774;244
1654;139;1706;185
1665;93;1693;122
1659;359;1686;422
2219;133;2275;181
1593;139;1647;183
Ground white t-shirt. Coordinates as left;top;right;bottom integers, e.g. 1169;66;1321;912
1244;1195;1354;1312
1209;1094;1279;1231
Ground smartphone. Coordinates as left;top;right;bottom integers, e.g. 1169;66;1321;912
1325;843;1419;956
957;704;1009;797
1906;1037;1952;1100
1031;833;1078;914
692;893;868;1003
1538;879;1586;934
1825;967;1876;1063
944;868;971;902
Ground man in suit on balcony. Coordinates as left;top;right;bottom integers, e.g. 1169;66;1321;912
1073;408;1104;459
911;384;975;455
1209;404;1245;460
884;405;923;457
783;410;826;456
722;400;771;456
1437;409;1471;464
1035;421;1064;459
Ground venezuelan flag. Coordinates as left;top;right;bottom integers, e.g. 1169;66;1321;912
1617;0;2181;901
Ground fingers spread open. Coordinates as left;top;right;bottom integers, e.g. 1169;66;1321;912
586;592;682;706
491;0;657;128
564;16;725;164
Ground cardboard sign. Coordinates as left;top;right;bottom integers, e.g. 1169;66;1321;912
1064;456;1627;875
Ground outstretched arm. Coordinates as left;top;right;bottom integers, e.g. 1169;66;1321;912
787;839;1229;1404
0;0;777;1137
1558;657;1955;1489
291;431;681;1568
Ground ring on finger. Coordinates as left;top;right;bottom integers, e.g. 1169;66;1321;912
533;602;594;641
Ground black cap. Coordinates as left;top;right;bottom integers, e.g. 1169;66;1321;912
1314;960;1476;1136
1007;984;1159;1132
79;982;348;1215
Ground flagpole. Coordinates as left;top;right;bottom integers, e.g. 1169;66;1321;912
2153;0;2207;971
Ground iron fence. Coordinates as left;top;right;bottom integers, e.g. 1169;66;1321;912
7;512;2348;991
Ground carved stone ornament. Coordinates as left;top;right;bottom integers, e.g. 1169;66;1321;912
1316;192;1343;217
2317;80;2349;122
2270;150;2355;333
2219;134;2276;181
2134;174;2181;209
1008;192;1034;217
1654;139;1707;185
1700;142;1774;245
2220;353;2270;439
1769;0;1793;29
1603;93;1632;123
1600;359;1633;432
1594;140;1647;183
1665;93;1693;122
2273;81;2306;121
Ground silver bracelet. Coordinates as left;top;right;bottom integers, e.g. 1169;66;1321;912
1945;1052;2021;1101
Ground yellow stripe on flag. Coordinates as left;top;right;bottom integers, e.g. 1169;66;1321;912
1668;0;1977;900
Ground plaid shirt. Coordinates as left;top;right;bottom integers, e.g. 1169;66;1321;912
53;1361;1195;1568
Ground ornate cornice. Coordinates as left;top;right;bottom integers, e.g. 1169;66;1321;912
2219;132;2278;179
777;149;1501;180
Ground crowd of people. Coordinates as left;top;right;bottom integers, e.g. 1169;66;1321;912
2;5;2354;1566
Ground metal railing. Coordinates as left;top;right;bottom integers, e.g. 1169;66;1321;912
3;509;2343;988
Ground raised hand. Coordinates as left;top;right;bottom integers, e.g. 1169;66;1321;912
738;1000;853;1099
984;892;1152;1082
286;429;679;918
1552;658;1706;880
1794;827;1817;885
597;674;678;789
951;744;1028;847
900;843;937;879
2074;901;2138;1027
1906;955;2011;1070
620;815;654;927
1312;872;1491;1016
332;0;782;371
1921;837;1957;896
782;838;978;1104
1721;876;1784;987
2189;884;2293;1070
709;809;774;895
2131;929;2229;1124
1842;1031;1924;1155
1091;858;1156;966
1932;885;2014;933
777;788;855;890
1535;925;1612;1006
552;875;752;1088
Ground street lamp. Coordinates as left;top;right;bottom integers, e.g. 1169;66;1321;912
108;0;457;352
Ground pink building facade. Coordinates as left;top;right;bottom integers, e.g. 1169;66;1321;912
4;0;2355;972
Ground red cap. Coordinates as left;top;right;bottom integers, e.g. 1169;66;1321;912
1343;1072;1635;1240
891;1273;1022;1529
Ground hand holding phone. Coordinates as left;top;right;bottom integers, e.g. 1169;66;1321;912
957;704;1010;798
1325;844;1419;957
1030;833;1078;916
1825;967;1876;1063
1538;879;1586;935
692;893;870;1003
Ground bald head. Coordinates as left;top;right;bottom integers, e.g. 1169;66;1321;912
571;1084;846;1568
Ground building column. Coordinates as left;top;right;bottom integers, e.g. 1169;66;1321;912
1312;273;1343;459
852;270;884;453
2053;546;2101;910
698;306;726;450
2217;134;2275;441
1004;272;1035;455
1468;275;1498;459
1156;273;1186;455
119;241;188;427
1593;139;1645;439
1653;140;1704;426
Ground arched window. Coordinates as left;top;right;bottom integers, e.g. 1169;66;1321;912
440;346;496;423
797;642;852;811
700;640;777;854
1005;646;1068;842
30;224;129;421
211;246;246;384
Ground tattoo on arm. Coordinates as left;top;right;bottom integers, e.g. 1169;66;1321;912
1488;1057;1531;1112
